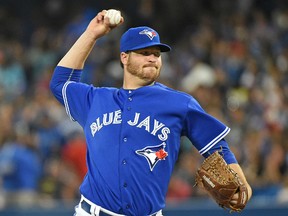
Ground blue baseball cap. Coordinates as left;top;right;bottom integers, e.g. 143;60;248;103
120;26;171;53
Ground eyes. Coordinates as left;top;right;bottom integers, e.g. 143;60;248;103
133;50;161;57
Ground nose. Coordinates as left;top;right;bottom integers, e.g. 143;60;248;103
147;54;158;62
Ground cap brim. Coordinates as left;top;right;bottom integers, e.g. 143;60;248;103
158;44;171;52
126;42;171;53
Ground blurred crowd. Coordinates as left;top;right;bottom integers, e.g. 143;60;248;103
0;0;288;209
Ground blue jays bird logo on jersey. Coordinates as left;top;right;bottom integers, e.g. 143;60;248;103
136;142;168;171
139;29;157;40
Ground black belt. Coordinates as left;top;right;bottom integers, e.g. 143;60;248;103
80;199;160;216
81;199;113;216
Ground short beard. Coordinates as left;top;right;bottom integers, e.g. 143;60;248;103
126;60;160;82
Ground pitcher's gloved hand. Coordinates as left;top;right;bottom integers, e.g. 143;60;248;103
195;151;248;212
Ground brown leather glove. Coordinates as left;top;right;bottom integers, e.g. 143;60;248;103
195;151;248;212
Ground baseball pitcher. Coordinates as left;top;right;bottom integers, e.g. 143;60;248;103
50;9;252;216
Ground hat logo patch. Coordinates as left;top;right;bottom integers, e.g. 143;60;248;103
139;29;157;40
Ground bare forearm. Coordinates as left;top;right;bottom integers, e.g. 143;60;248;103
57;10;124;69
57;31;98;69
229;163;252;200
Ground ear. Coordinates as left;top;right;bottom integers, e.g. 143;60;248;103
120;52;129;66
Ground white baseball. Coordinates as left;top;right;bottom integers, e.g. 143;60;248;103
105;9;121;25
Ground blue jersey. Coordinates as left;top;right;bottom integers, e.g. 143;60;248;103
50;66;231;215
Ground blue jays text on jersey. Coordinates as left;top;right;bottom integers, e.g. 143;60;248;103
50;66;233;216
90;110;170;141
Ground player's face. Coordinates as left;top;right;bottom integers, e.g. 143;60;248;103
124;47;162;82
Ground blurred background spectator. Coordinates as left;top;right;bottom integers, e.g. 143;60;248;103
0;0;288;210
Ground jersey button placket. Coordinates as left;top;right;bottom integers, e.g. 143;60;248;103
120;91;133;214
127;94;132;110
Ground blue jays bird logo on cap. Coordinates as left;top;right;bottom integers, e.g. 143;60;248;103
120;26;171;52
139;29;157;40
136;142;168;171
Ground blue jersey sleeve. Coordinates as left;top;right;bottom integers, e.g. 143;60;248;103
50;66;82;105
203;139;238;164
184;97;230;155
50;66;95;127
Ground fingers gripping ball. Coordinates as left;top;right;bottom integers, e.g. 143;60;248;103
195;151;248;212
105;9;121;25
